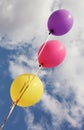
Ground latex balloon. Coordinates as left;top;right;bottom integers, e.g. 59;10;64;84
48;9;73;36
10;74;43;107
38;40;66;68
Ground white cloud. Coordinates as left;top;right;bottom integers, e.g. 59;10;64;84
8;52;47;79
41;92;84;128
24;91;84;130
9;54;35;79
0;0;54;48
24;109;44;130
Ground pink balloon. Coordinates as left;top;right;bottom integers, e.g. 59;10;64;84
38;40;66;68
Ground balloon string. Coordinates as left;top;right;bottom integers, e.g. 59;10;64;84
34;64;42;74
34;32;51;66
0;102;16;130
14;80;30;104
38;32;51;58
15;65;42;104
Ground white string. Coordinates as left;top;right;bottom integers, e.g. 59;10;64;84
0;103;16;130
34;32;51;67
38;34;51;58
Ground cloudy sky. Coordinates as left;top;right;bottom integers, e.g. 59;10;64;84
0;0;84;130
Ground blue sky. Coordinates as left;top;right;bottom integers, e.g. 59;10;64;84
0;0;84;130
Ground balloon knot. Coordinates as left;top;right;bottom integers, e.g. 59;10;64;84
49;30;54;35
39;64;42;67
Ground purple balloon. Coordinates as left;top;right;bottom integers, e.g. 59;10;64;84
48;9;74;36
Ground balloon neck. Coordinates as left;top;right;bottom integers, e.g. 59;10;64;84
49;30;54;35
39;63;44;68
39;64;42;67
49;32;51;35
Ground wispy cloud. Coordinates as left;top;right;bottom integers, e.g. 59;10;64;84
0;0;54;48
41;92;84;128
24;109;44;130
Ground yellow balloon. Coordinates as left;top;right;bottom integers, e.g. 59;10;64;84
10;74;43;107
